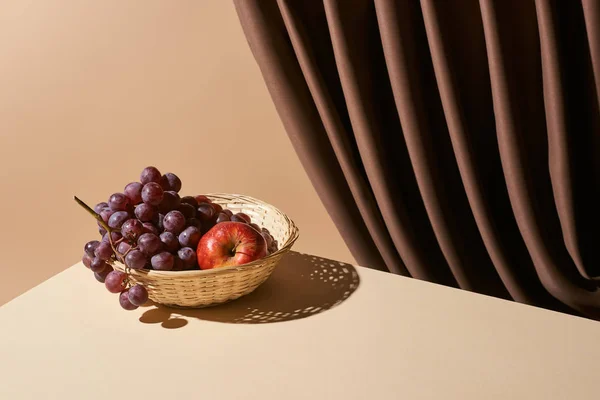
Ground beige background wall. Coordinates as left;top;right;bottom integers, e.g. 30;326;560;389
0;0;354;305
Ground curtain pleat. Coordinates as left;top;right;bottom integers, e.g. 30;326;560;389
234;0;600;319
277;0;409;276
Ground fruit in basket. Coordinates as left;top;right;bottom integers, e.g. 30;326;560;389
75;165;286;311
196;221;267;270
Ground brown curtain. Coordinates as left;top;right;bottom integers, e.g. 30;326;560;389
234;0;600;319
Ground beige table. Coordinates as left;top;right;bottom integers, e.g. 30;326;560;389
1;251;599;399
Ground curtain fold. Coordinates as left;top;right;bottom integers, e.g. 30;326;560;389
234;0;600;319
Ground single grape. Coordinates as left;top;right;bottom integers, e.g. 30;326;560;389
222;209;233;217
230;214;246;223
160;173;182;192
125;250;147;269
105;270;127;293
94;241;114;261
235;212;251;223
142;182;164;206
119;290;138;311
178;203;196;219
142;222;159;235
158;190;180;213
159;231;179;252
102;231;122;243
134;203;156;222
128;284;149;306
124;182;143;205
94;202;109;213
108;211;130;229
82;254;92;268
262;232;274;248
140;166;161;185
84;240;100;257
196;203;215;223
121;219;144;241
194;195;211;204
216;213;230;224
138;233;162;256
98;226;107;236
100;208;115;222
108;193;130;211
90;257;108;273
163;210;186;234
180;196;198;208
270;240;279;253
178;226;201;248
212;203;223;214
151;252;174;271
178;247;197;268
187;217;203;231
249;223;261;232
117;241;131;255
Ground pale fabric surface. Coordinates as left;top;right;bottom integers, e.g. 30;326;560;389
1;256;599;400
0;0;353;305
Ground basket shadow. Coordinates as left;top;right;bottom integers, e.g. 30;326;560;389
139;251;360;327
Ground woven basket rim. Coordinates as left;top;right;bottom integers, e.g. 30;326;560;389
113;192;299;277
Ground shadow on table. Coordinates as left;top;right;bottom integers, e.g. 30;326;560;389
139;251;360;328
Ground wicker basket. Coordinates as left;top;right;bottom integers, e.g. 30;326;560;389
111;193;299;308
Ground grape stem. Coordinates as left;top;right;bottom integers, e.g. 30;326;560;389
73;195;123;264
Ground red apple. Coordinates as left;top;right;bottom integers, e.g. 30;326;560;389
196;221;267;270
